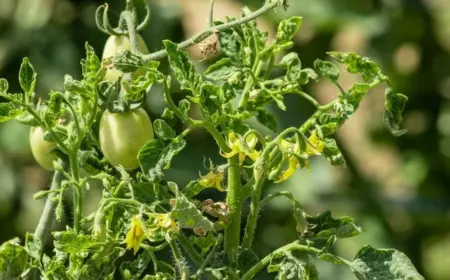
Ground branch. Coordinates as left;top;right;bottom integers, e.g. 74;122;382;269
142;0;281;61
240;241;321;280
34;160;67;246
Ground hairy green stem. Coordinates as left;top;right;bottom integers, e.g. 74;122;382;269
196;234;223;277
239;59;264;108
142;1;281;61
293;89;321;108
69;153;82;233
260;191;301;209
224;155;241;262
168;235;190;280
178;232;202;267
123;11;138;54
264;55;275;80
241;241;322;280
203;121;230;153
34;160;67;245
241;176;264;249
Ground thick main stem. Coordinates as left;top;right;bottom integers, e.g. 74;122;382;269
34;160;67;244
224;155;241;262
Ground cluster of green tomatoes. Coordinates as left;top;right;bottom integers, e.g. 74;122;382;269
30;34;154;171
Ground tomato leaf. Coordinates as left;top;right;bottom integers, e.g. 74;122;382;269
276;17;303;45
138;139;186;182
0;78;8;93
119;250;152;279
177;99;190;121
304;211;362;240
81;43;103;84
350;246;424;280
189;232;216;256
0;238;29;279
328;51;386;83
153;119;176;140
322;138;346;166
267;252;318;280
122;71;157;102
53;230;103;254
314;59;339;82
0;102;22;123
24;233;42;262
204;58;239;81
170;187;214;234
79;244;125;279
384;88;408;136
163;40;202;94
19;57;37;96
279;52;302;82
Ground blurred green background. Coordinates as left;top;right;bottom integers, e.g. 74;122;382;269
1;0;450;279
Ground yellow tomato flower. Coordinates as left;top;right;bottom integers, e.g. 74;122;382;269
275;131;325;183
125;215;145;254
147;213;178;233
199;169;225;191
220;131;260;165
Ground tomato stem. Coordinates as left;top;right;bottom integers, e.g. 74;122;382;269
123;11;138;54
142;0;281;61
240;241;322;280
34;160;67;246
69;153;82;233
223;155;241;263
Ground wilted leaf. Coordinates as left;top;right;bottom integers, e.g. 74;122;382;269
384;88;408;136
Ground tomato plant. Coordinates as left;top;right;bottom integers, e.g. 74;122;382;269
0;0;423;279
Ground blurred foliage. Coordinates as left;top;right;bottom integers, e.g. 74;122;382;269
0;0;449;279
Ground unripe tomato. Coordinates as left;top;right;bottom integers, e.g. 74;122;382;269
30;127;57;170
102;35;149;82
99;108;154;170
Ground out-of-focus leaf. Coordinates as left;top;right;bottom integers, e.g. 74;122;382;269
0;239;28;279
350;246;424;280
384;88;408;136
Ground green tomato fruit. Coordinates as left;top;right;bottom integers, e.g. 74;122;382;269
99;108;154;170
102;34;149;83
30;127;57;170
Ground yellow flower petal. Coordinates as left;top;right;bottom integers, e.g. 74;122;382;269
306;131;324;155
247;150;260;161
227;131;239;146
220;150;238;159
125;216;145;254
275;158;299;183
199;169;225;192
